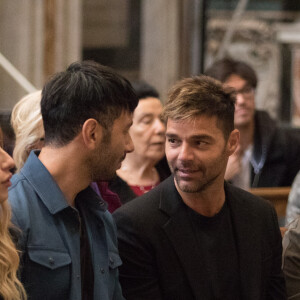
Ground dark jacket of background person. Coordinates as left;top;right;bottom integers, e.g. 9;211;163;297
113;176;286;300
250;110;300;187
109;156;171;205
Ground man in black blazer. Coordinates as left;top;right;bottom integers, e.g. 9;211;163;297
113;75;286;299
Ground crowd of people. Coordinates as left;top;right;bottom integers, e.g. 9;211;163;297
1;57;300;299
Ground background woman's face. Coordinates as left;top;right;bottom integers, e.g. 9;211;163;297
130;97;166;162
0;146;14;203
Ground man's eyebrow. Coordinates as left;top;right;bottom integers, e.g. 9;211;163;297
165;133;178;138
190;134;213;140
166;133;214;140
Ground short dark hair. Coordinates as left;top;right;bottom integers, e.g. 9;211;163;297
162;75;235;139
41;61;138;146
205;57;257;88
131;81;159;100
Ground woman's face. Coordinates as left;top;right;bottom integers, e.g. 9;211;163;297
0;146;15;203
130;97;166;162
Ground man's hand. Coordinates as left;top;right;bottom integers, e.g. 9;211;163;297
225;145;242;181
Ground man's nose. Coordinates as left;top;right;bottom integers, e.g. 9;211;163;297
235;93;246;105
178;143;193;161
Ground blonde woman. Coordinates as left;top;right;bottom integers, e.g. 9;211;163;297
0;134;26;300
11;91;44;172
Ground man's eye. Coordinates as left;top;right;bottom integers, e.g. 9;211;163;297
243;86;252;93
168;138;176;144
196;140;208;146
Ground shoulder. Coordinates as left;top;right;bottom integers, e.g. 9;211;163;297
8;173;34;244
115;176;172;212
254;110;276;132
226;183;281;247
9;172;33;208
113;187;159;221
284;217;300;244
225;182;276;216
9;151;46;206
113;176;173;226
109;175;137;204
282;216;300;298
289;171;300;202
283;217;300;269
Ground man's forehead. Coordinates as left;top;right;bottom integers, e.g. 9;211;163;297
224;74;249;89
166;116;219;133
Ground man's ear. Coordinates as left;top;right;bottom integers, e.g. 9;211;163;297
81;118;102;149
226;129;240;156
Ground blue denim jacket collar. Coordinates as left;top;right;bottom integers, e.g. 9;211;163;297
20;151;73;214
20;151;108;214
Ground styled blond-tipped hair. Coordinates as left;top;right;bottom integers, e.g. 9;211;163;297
0;200;27;299
11;91;44;172
162;75;236;140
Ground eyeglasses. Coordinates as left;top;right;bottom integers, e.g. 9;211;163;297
232;86;254;99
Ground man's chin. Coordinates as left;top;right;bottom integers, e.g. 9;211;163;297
178;183;201;193
175;177;202;193
235;119;252;128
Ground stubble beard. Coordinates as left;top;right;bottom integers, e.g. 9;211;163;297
89;128;118;182
171;147;228;194
174;171;217;194
170;160;208;193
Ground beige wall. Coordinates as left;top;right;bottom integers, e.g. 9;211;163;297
140;0;181;103
0;0;44;109
0;0;81;110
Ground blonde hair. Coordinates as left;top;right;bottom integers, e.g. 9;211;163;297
11;91;44;171
0;201;26;300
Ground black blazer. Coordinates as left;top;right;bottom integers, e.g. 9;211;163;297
113;176;286;300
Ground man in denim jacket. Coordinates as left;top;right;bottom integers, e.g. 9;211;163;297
8;61;138;300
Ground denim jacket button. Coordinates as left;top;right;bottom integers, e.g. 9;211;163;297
48;257;55;266
100;268;105;274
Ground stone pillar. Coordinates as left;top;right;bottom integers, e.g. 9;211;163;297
0;0;82;109
53;0;82;74
0;0;44;109
140;0;180;102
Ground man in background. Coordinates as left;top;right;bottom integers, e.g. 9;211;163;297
205;57;300;189
9;60;138;300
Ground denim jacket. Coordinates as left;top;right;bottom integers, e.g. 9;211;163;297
8;151;124;300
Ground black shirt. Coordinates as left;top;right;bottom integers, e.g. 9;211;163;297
76;203;94;300
185;200;240;299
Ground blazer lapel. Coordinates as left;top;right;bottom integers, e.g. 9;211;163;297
159;177;207;299
226;183;262;300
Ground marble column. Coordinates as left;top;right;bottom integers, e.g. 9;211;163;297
0;0;82;109
140;0;180;102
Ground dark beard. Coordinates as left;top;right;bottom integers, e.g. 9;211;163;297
174;171;218;193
